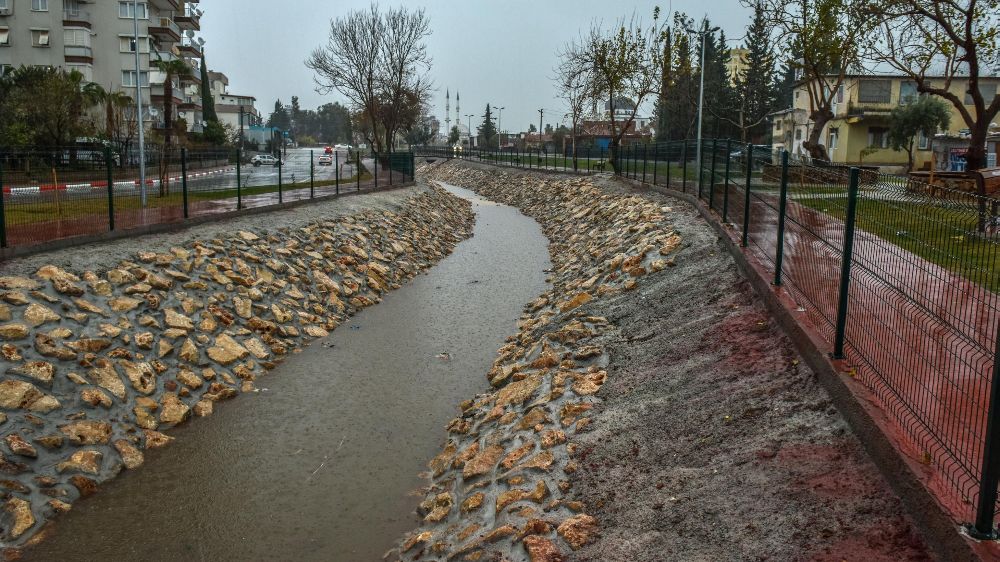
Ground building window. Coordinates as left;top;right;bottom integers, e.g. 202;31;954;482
0;0;9;11
31;30;50;47
966;84;998;105
119;2;148;19
64;28;90;47
0;64;10;76
859;80;892;103
0;28;8;46
31;0;47;11
828;127;839;150
795;128;802;140
918;131;930;150
868;126;889;149
122;70;149;88
836;85;844;103
899;81;918;104
775;120;782;131
120;36;151;53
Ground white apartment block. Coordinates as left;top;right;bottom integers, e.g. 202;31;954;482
0;0;206;133
206;70;261;133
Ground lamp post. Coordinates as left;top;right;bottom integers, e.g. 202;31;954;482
685;20;720;178
465;114;474;147
132;2;146;207
498;106;505;149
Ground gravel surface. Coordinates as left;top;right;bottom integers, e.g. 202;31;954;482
570;178;930;561
0;186;428;277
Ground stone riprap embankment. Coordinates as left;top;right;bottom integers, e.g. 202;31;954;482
391;164;680;561
0;186;473;554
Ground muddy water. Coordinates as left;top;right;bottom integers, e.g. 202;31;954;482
26;183;550;562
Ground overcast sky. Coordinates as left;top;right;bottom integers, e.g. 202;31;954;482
200;1;753;134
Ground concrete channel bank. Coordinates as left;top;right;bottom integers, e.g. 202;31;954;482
393;161;931;561
0;184;474;557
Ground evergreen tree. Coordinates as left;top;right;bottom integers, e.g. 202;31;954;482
655;28;672;141
267;99;291;131
448;125;460;145
731;1;779;142
200;53;217;123
700;21;737;139
479;104;497;147
662;13;697;141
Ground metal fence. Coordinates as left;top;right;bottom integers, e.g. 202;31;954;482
0;146;415;252
414;144;612;173
431;137;1000;534
615;138;1000;536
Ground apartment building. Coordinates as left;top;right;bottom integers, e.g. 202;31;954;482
206;70;261;132
773;73;1000;170
0;0;205;133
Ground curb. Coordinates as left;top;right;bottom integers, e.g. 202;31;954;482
625;176;987;562
3;167;236;194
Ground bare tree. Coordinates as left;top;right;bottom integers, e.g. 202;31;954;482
865;0;1000;171
306;4;384;152
755;0;871;162
565;9;667;172
306;3;432;156
378;6;433;152
554;42;594;170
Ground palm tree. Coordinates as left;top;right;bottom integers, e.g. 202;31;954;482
150;58;194;147
151;58;194;195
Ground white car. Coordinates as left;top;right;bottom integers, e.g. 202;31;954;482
251;154;280;167
318;154;333;166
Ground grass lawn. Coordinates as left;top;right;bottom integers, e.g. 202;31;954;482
796;197;1000;292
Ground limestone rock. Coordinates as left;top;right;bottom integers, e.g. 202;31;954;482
523;536;565;562
142;429;174;449
4;498;34;539
0;380;59;412
462;444;504;479
556;514;598;550
206;334;249;365
4;434;37;458
114;439;144;470
0;324;29;341
59;420;112;445
159;393;190;425
164;309;194;330
7;361;55;386
81;388;112;409
57;449;103;474
88;361;126;400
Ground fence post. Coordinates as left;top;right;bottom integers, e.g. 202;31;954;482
335;150;340;195
773;150;790;286
357;152;361;192
0;154;6;248
652;143;658;185
971;324;1000;540
389;152;394;186
374;151;379;188
742;143;752;247
236;149;242;210
181;148;189;219
698;139;706;198
709;139;718;209
310;150;315;198
278;151;283;203
682;141;688;193
833;167;860;359
105;147;115;231
722;139;732;222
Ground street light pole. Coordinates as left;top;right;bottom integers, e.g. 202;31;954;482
686;20;719;180
132;2;146;207
466;114;474;147
498;106;505;149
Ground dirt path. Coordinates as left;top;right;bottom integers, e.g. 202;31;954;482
569;177;930;561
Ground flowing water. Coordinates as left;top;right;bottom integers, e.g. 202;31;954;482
26;183;550;562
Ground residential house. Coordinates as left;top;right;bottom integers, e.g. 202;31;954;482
207;70;261;133
774;73;1000;170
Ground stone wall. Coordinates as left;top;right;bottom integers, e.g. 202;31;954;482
391;164;680;562
0;187;474;554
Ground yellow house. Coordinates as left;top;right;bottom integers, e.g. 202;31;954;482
774;74;1000;170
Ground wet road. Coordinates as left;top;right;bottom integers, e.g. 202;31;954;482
25;183;551;561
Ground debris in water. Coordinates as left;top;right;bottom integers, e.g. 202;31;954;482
436;352;451;361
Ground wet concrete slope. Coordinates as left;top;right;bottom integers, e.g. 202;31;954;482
25;183;551;561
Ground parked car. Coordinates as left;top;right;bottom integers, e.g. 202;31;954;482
318;154;333;166
251;154;280;167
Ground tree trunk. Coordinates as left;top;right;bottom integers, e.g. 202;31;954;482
802;109;832;163
906;139;914;173
967;125;988;172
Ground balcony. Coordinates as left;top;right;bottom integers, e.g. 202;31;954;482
150;83;184;106
148;17;181;43
63;45;93;63
153;49;177;62
148;0;180;10
846;100;896;119
62;9;91;29
175;7;200;30
177;41;201;58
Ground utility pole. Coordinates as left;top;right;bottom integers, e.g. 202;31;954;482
685;20;720;181
498;106;505;149
132;3;146;207
538;108;544;154
238;106;245;149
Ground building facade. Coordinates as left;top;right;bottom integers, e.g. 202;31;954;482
774;74;1000;170
0;0;205;133
207;70;260;133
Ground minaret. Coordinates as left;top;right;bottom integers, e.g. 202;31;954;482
445;89;451;132
455;91;461;130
